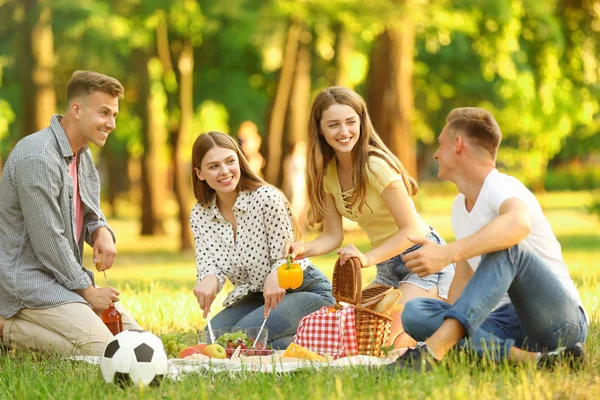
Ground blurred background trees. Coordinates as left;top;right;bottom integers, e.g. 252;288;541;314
0;0;599;251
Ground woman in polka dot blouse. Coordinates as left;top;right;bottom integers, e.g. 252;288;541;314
190;131;335;349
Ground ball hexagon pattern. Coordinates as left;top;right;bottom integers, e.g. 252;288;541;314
100;329;168;387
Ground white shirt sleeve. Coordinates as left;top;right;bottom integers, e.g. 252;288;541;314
486;177;532;216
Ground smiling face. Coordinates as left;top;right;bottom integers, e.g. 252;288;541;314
433;125;456;181
196;146;241;196
319;103;361;158
72;91;119;149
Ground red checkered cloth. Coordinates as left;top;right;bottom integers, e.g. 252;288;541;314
293;305;359;359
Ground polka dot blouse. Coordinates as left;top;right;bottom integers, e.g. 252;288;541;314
190;186;310;307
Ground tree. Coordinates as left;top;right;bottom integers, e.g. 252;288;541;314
17;0;55;137
155;0;204;251
134;49;167;235
264;21;303;185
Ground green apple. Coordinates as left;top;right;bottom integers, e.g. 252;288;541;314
201;343;227;359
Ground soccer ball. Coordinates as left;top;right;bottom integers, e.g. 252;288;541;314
100;329;169;387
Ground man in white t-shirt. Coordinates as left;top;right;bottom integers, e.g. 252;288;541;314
388;107;587;371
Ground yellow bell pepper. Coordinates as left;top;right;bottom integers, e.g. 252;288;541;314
277;255;303;289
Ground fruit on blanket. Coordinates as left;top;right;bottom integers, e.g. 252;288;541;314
201;343;227;359
283;343;326;362
278;255;303;289
193;343;208;352
177;346;202;359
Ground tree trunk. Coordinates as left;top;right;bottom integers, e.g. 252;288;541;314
388;20;417;179
173;41;194;251
366;32;392;142
334;23;352;88
365;19;417;178
19;0;56;137
102;146;129;217
134;48;165;236
156;18;193;252
265;21;302;185
282;32;311;195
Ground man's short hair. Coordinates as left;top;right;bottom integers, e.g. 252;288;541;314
66;71;124;103
446;107;502;159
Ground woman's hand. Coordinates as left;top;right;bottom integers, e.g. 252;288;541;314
263;270;286;318
283;238;308;261
337;244;369;267
193;275;220;318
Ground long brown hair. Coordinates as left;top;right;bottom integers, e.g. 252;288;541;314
191;131;302;240
306;86;418;226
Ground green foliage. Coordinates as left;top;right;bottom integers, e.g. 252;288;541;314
545;164;600;191
587;194;600;222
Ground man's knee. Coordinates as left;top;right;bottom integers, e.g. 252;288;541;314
402;298;429;338
402;298;447;340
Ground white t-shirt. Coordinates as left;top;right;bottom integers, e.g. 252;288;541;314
452;169;586;318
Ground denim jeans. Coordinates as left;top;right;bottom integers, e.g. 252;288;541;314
373;229;455;299
209;266;335;350
402;242;587;360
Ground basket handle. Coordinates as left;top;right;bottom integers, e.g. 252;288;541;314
332;257;363;305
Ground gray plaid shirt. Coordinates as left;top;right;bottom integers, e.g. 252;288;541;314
0;114;115;318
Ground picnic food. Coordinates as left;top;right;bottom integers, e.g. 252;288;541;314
161;333;190;358
177;346;202;359
283;343;326;362
215;330;252;348
201;343;227;359
278;255;303;289
370;289;402;314
177;344;208;359
214;329;273;358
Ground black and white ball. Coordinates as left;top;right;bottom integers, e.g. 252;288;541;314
100;329;169;387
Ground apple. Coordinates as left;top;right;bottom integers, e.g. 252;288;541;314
193;343;208;352
201;343;227;359
178;346;202;359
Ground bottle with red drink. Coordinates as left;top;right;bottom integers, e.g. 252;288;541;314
102;303;123;335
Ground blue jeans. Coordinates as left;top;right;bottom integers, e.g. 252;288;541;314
209;266;335;350
402;242;587;360
373;229;455;299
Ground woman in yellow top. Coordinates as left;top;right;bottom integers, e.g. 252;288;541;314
285;87;455;348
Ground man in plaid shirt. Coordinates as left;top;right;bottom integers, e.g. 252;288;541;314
0;70;140;356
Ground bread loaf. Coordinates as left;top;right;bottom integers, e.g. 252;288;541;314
370;289;401;314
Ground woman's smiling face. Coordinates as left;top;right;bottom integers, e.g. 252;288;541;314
196;146;241;195
319;103;361;157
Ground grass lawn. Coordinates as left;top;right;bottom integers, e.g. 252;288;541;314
1;190;599;399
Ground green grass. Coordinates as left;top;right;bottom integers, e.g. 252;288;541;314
1;191;600;399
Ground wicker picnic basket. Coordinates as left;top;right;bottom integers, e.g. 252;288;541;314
331;257;393;357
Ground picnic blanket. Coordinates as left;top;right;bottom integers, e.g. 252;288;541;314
68;349;406;380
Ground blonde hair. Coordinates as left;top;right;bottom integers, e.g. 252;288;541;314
306;86;418;226
446;107;502;159
191;131;301;240
66;70;124;102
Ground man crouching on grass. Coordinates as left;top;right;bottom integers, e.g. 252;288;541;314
0;70;140;356
388;107;588;371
